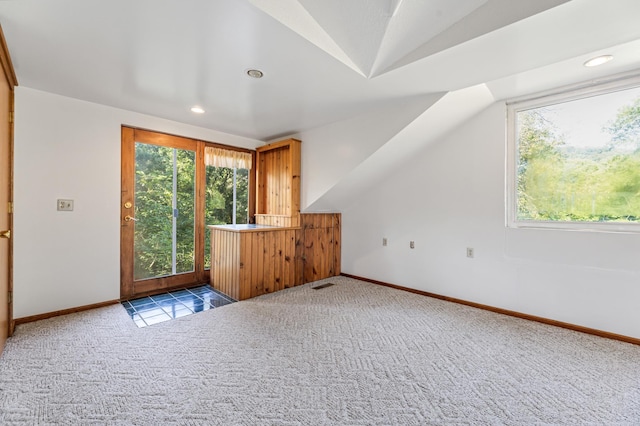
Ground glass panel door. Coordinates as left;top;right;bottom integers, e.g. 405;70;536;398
134;142;196;280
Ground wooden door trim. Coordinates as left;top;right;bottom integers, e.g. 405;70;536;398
0;24;16;343
194;142;205;283
7;87;14;337
120;127;135;298
0;26;17;89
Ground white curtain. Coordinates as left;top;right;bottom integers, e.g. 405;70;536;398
204;147;252;169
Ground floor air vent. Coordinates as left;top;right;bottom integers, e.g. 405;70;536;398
312;283;335;290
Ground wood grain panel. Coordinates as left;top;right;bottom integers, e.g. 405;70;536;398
211;228;242;300
290;140;301;220
0;26;13;350
294;229;304;286
333;214;341;275
255;138;300;226
255;214;294;227
211;227;302;300
120;127;135;299
209;216;339;300
298;213;341;284
254;231;265;297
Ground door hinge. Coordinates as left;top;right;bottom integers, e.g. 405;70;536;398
7;201;13;213
8;291;12;305
8;111;12;124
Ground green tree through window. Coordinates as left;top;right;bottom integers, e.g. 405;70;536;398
204;166;249;268
134;143;195;280
511;81;640;228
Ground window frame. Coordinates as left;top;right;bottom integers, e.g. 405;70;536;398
506;73;640;233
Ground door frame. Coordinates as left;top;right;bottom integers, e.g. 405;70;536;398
0;25;17;346
120;126;255;300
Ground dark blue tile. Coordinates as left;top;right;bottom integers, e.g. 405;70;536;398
134;305;163;317
122;305;137;317
169;289;193;299
201;293;235;307
196;293;216;303
188;286;213;295
173;292;199;300
125;285;231;326
130;297;156;309
211;289;236;302
134;318;147;328
193;284;212;290
210;298;232;308
155;298;183;309
161;302;191;315
150;293;175;303
168;306;194;319
138;307;167;319
143;313;172;325
187;298;209;313
177;300;196;312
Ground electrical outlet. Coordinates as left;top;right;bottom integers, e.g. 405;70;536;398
466;247;474;258
410;241;415;249
57;199;74;211
382;237;387;246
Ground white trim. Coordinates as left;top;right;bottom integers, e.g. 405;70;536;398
506;74;640;233
508;74;640;111
510;220;640;234
506;70;640;106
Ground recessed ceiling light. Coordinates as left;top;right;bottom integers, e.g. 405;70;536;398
190;106;205;114
246;69;264;79
583;55;613;67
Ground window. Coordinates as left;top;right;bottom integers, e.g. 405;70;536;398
507;75;640;232
204;147;252;269
134;143;195;280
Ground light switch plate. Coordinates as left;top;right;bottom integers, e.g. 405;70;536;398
57;199;74;211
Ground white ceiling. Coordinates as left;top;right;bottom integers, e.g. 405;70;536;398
1;0;640;141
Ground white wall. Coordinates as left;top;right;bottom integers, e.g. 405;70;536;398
299;85;493;212
13;87;262;318
342;102;640;339
292;94;444;210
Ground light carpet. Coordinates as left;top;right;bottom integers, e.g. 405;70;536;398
1;276;640;425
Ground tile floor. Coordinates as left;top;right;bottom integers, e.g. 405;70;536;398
121;285;235;328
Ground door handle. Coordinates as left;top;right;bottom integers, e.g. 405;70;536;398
0;229;10;239
124;215;138;222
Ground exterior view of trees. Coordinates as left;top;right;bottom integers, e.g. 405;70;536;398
516;91;640;224
134;144;195;280
134;142;249;280
204;166;249;268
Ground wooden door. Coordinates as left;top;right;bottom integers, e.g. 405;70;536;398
0;25;17;353
121;128;204;299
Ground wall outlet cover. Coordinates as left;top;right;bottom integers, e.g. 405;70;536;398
57;199;74;211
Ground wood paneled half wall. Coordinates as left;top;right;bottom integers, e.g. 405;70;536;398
209;213;341;300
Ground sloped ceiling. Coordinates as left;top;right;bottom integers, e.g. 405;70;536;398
4;0;638;142
249;0;572;79
2;0;640;210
